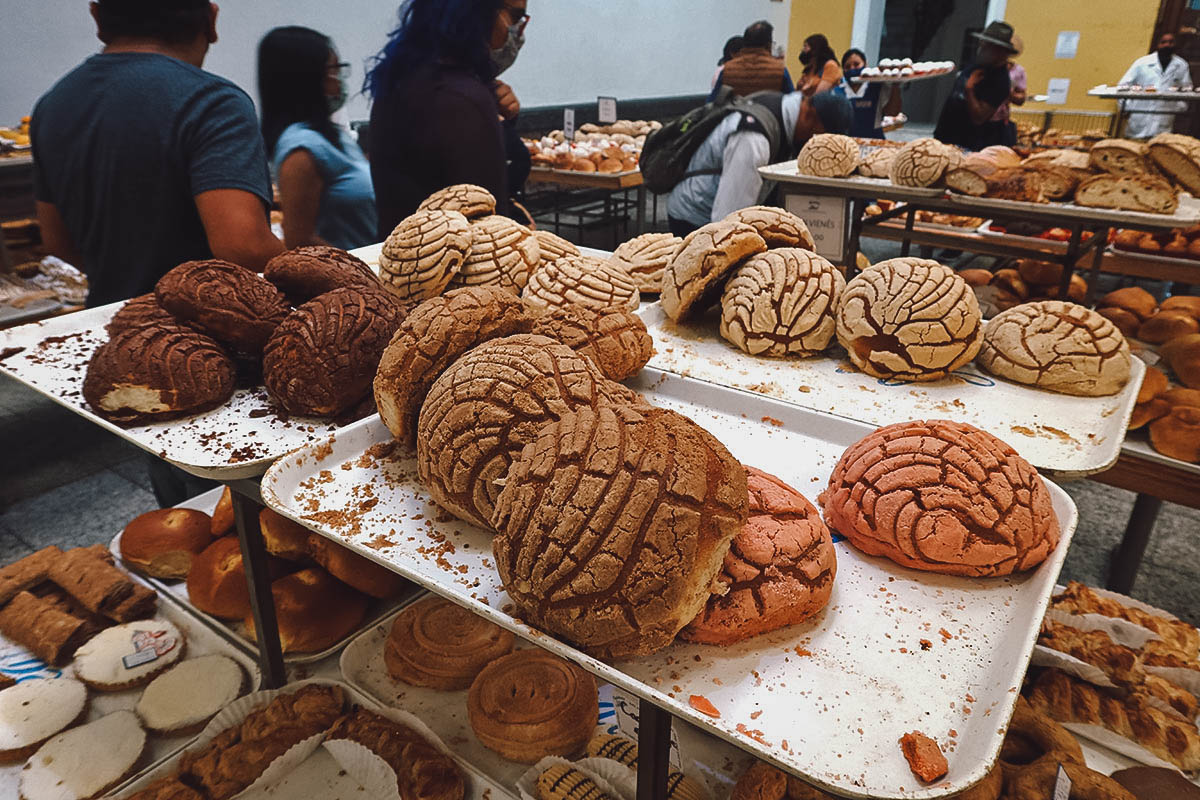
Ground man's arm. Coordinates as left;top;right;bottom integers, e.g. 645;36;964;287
710;130;771;221
276;149;328;249
1119;60;1141;86
35;201;82;267
194;189;283;270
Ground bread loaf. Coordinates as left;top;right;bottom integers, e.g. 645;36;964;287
1075;173;1179;215
1090;139;1152;175
1148;132;1200;194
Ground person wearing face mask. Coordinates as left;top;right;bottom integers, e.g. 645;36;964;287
1118;32;1193;139
836;49;902;139
365;0;530;235
709;21;793;100
258;27;377;250
798;34;842;96
933;21;1019;150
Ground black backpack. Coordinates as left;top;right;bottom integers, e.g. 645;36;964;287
640;87;787;194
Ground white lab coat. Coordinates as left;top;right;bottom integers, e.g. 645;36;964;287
1118;53;1193;139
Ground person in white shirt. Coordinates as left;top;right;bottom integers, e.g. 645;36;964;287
1119;32;1193;139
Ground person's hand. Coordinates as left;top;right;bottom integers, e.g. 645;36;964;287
493;81;521;121
965;69;985;91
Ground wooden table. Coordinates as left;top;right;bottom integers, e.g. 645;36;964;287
525;167;647;246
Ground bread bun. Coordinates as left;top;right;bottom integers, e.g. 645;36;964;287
155;260;290;354
1138;310;1200;344
1161;295;1200;320
661;220;767;322
725;206;816;250
418;184;496;220
529;305;653;381
106;293;181;336
211;487;234;536
958;269;994;287
1017;259;1063;286
377;210;472;303
258;507;312;560
187;536;283;620
610;233;682;293
1162;387;1200;408
1099;287;1158;321
991;268;1029;300
1138;365;1169;403
1162;333;1200;388
533;230;580;265
1150;406;1200;462
452;215;540;293
121;508;212;580
307;536;407;599
1129;397;1170;430
1098;307;1142;339
263;246;379;304
245;568;368;653
797;133;859;177
523;255;640;314
889;138;952;187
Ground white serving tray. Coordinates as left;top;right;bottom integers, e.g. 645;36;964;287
856;67;956;84
261;368;1078;799
1119;430;1200;474
759;162;946;197
1110;242;1200;267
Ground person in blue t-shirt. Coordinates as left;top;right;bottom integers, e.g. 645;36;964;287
836;49;903;140
258;27;378;251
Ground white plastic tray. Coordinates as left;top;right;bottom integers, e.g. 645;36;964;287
261;368;1078;799
1110;242;1200;267
759;162;946;197
638;303;1143;478
1119;430;1200;474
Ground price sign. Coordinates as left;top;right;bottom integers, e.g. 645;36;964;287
597;96;618;124
563;108;576;140
784;192;848;262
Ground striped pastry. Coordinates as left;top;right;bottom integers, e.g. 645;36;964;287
537;764;613;800
585;733;708;800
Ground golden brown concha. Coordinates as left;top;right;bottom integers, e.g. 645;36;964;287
523;255;640;313
533;229;581;264
377;209;473;303
373;287;533;447
530;304;653;381
857;147;897;179
610;233;683;293
418;183;497;219
889;138;952;187
262;287;406;417
719;248;845;357
451;215;540;293
106;294;182;335
796;133;859;177
661;220;767;322
725;205;816;250
385;596;514;690
263;246;379;303
155;260;291;354
492;404;748;658
417;334;639;530
977;301;1132;396
821;419;1060;577
836;258;983;381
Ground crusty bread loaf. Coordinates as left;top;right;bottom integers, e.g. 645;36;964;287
1090;139;1152;175
1148;132;1200;194
1075;173;1178;214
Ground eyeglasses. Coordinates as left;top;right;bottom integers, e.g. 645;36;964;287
327;61;351;80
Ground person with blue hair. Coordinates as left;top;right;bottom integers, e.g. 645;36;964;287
366;0;529;237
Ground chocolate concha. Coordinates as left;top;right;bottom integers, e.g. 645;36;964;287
661;220;767;322
451;215;540;293
821;419;1060;577
417;334;639;530
373;286;533;447
978;300;1132;396
105;293;182;336
377;209;473;303
523;255;640;314
888;138;952;187
530;304;653;381
263;246;378;304
492;403;748;659
263;287;405;417
84;324;235;424
155;260;290;355
533;229;581;264
610;232;682;293
720;248;845;358
796;133;860;178
836;258;983;381
725;206;816;250
417;183;497;219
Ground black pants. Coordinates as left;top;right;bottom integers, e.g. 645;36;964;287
668;216;700;238
147;456;219;508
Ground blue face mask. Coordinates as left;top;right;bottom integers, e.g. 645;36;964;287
490;21;525;76
844;67;864;79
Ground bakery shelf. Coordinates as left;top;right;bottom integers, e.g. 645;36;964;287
260;367;1079;800
758;162;945;200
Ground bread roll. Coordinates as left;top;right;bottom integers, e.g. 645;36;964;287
418;184;496;219
106;294;182;336
187;537;283;620
1162;387;1200;408
155;260;290;355
533;229;580;265
385;596;514;689
1016;259;1063;286
1150;406;1200;461
307;536;407;599
258;507;311;560
1137;365;1169;403
661;220;767;322
610;233;683;293
529;304;653;381
245;568;368;653
796;134;859;177
1098;307;1142;339
263;246;379;304
992;268;1029;300
889;138;951;187
377;210;472;303
121;508;212;580
1138;310;1200;344
1162;333;1200;387
725;206;815;250
958;268;994;287
1099;286;1158;321
1129;397;1170;430
452;215;540;293
1161;295;1200;320
211;487;234;536
523;255;640;314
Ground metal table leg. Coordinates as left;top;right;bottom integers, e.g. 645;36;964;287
1106;493;1163;595
900;207;915;257
1056;225;1085;298
636;186;647;236
636;699;672;800
1085;226;1108;305
229;486;286;688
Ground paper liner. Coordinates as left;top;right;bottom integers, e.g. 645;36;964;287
1043;608;1161;650
1061;722;1194;776
1146;665;1200;698
517;756;637;800
1031;645;1120;689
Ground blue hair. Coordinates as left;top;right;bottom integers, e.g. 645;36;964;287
365;0;503;99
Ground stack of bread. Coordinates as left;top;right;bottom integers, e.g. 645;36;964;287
962;259;1089;314
525;120;658;173
1113;223;1200;260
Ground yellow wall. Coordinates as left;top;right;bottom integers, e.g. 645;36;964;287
788;0;854;64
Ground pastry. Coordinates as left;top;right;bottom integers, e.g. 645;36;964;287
1143;674;1200;719
661;220;767;322
211;487;234;536
48;546;136;618
1099;287;1158;322
978;300;1132;396
1051;581;1200;657
1148;132;1200;194
899;731;947;782
731;762;786;800
857;147;896;179
1016;259;1062;286
263;246;379;303
417;334;639;530
258;507;311;560
1090;139;1152;175
451;215;540;293
0;545;62;605
19;710;146;800
946;167;1045;201
1143;638;1200;672
1038;620;1144;686
1112;766;1200;800
493;404;748;658
992;268;1030;300
998;696;1084;781
958;268;994;287
263;286;406;417
821;419;1060;576
187;536;283;620
120;777;204;800
244;567;368;653
889;138;952;187
537;764;614;800
72;619;184;691
610;232;683;293
385;595;515;689
136;654;244;735
377;209;473;303
796;133;859;177
523;255;640;314
533;229;581;264
719;248;844;358
1075;173;1178;215
725;206;816;250
467;648;597;762
0;678;87;763
1160;295;1200;319
373;286;533;447
1007;761;1135;800
1138;309;1199;344
155;260;290;354
584;733;706;800
105;293;181;335
530;304;653;381
0;591;93;666
1130;397;1170;429
836;258;983;381
83;324;235;425
307;536;407;599
1150;406;1200;461
1098;307;1142;339
418;183;496;219
120;508;212;580
1137;365;1168;403
325;708;465;800
1162;333;1200;387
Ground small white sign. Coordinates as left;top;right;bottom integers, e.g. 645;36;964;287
1055;31;1080;59
784;193;847;262
1046;78;1071;105
1053;764;1072;800
563;108;576;140
597;96;618;124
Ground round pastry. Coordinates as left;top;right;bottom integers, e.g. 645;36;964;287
992;268;1030;300
889;138;952;187
155;259;290;354
417;183;496;219
978;301;1132;396
307;536;408;599
493;404;748;658
451;215;540;293
821;419;1060;576
958;268;994;287
0;678;87;764
836;258;983;381
120;508;212;580
998;697;1084;782
1138;309;1200;344
258;506;312;560
1098;286;1157;322
530;304;653;381
187;536;285;620
467;649;597;763
533;229;581;264
857;147;897;179
245;568;369;653
1150;406;1200;462
19;710;146;800
1007;760;1136;800
1161;295;1200;319
725;205;817;250
1097;307;1141;339
263;246;379;303
211;486;234;536
373;286;533;447
796;133;860;177
1162;333;1200;388
417;334;638;530
610;232;683;293
719;248;845;358
1130;397;1171;429
1137;365;1169;403
72;619;185;691
105;293;180;335
523;255;640;314
385;596;515;689
681;466;836;645
263;287;406;416
1016;259;1063;287
135;654;244;735
83;324;235;425
537;764;615;800
377;209;473;303
661;220;767;322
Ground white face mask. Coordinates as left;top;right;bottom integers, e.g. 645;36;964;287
327;78;347;115
489;21;525;76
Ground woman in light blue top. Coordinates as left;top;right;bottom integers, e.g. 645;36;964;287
258;26;377;250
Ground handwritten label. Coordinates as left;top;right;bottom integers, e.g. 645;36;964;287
784;193;847;262
597;96;618;125
1053;764;1072;800
563;108;576;140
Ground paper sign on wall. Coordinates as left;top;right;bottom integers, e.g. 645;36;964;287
1055;31;1080;59
597;96;618;124
563;108;576;140
784;193;847;262
1046;78;1071;105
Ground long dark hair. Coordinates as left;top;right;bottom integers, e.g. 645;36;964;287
803;34;838;75
365;0;505;99
258;26;341;157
